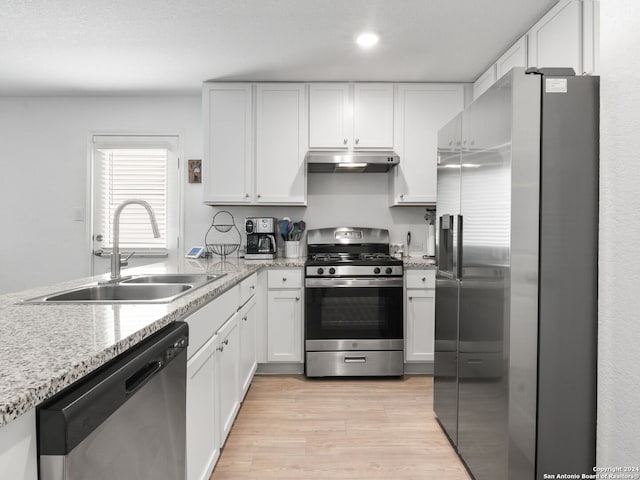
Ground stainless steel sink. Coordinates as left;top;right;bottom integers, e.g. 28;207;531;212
23;273;226;304
26;284;193;304
122;273;225;284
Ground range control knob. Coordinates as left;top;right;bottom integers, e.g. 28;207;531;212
385;267;393;274
317;268;324;275
373;267;381;274
329;268;336;275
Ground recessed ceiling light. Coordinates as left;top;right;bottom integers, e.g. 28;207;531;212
356;33;379;49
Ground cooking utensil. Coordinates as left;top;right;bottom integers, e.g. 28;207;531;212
290;223;301;241
406;231;411;257
286;220;293;240
277;220;289;242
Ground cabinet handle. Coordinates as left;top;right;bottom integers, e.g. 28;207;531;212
355;138;359;145
245;193;249;198
243;316;247;322
408;296;413;301
295;296;300;301
257;194;261;199
250;285;255;290
282;277;287;282
343;138;348;145
421;277;426;282
223;339;229;345
399;193;404;200
217;345;224;352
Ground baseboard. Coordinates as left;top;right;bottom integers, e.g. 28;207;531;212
404;362;433;374
256;362;305;375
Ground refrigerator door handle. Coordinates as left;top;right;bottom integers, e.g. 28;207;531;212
437;214;455;278
457;214;463;279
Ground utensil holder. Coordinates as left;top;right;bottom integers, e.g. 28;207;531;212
284;241;300;258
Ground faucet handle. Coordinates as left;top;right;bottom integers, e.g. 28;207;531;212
121;251;135;266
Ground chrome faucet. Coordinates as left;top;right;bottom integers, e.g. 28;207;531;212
110;199;160;281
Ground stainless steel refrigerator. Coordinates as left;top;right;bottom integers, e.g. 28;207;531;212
433;67;598;480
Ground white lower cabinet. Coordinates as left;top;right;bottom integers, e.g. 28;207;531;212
267;269;303;363
186;335;219;480
0;409;37;480
239;296;257;399
267;290;303;362
405;270;436;363
405;289;436;362
216;313;240;446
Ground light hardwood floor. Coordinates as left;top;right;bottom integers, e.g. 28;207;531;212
211;375;471;480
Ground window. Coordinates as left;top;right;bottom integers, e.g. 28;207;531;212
91;135;179;259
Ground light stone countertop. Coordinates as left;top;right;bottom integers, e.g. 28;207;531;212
0;256;305;428
402;256;437;268
0;254;432;428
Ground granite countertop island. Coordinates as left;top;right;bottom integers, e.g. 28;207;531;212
0;255;435;428
0;256;304;428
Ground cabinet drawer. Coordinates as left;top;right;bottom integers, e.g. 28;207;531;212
239;273;257;307
185;285;239;358
267;268;302;289
405;270;435;289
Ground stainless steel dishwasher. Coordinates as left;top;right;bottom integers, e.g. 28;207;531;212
38;321;189;480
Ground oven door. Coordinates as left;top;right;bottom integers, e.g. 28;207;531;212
305;277;403;350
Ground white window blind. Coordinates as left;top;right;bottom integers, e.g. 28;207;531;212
95;148;168;252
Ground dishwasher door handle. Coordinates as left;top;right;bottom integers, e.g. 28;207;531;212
125;360;164;394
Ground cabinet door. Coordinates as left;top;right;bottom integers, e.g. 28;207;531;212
391;84;464;205
203;83;253;204
353;83;394;148
255;84;307;204
217;315;240;446
309;83;351;149
473;64;497;101
239;297;257;399
405;289;435;362
582;0;599;75
186;335;218;480
0;409;37;480
267;290;303;362
496;37;528;79
527;0;582;74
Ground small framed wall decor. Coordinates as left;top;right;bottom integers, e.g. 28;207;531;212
188;159;202;183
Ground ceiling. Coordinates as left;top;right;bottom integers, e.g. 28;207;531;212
0;0;558;95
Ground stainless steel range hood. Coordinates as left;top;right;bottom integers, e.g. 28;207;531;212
305;151;399;173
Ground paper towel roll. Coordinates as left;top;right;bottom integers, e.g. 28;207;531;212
426;224;436;257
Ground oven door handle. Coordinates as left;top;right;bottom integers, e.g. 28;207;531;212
305;277;403;288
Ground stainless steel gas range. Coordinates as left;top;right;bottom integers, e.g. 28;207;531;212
304;227;404;377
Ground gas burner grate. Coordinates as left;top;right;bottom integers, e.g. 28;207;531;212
359;253;393;261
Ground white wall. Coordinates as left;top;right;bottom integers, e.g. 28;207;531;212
0;96;428;294
598;0;640;466
0;96;204;293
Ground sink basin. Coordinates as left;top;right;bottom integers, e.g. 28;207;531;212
22;272;226;304
26;283;193;304
122;273;225;284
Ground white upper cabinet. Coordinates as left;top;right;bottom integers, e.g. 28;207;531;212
203;82;307;205
203;83;252;204
309;84;351;149
473;65;497;101
527;0;582;74
582;0;599;75
309;83;394;150
496;37;528;79
353;83;394;149
390;84;464;205
255;84;307;205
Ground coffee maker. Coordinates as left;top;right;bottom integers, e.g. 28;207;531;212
245;217;277;259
